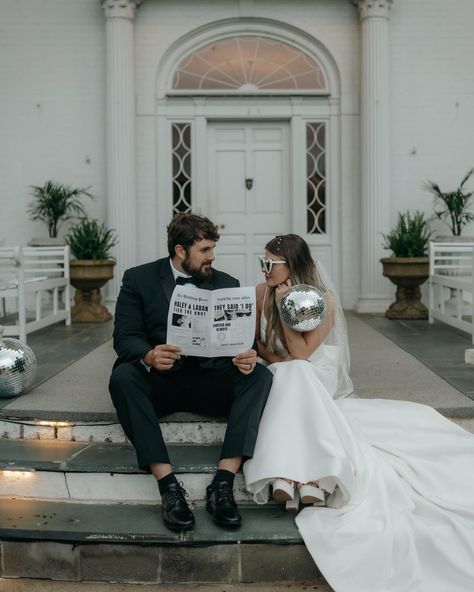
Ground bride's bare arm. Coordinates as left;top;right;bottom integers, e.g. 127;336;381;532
278;291;335;360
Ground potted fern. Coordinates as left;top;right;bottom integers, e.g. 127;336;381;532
66;217;118;322
380;211;432;319
27;180;93;245
422;168;474;237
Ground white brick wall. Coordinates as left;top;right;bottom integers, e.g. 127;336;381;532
0;0;106;248
389;0;474;235
1;0;473;308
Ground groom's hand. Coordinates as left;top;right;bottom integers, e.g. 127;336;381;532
144;344;181;371
232;349;257;375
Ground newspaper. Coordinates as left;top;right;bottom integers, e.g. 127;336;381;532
167;284;256;357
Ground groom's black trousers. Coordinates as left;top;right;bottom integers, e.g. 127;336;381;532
109;358;272;471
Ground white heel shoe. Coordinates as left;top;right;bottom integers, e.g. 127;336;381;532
299;482;325;505
272;479;295;503
285;489;300;513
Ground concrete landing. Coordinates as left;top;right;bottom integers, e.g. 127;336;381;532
349;314;474;415
2;313;473;421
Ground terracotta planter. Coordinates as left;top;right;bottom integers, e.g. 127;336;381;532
69;259;116;322
380;257;429;320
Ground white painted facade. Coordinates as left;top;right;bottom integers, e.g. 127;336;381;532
1;0;474;309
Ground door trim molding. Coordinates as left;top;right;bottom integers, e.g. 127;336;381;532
156;98;342;291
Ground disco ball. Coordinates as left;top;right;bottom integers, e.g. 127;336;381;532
0;337;37;398
280;284;327;332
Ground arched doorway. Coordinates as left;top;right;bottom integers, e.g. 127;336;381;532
156;20;342;287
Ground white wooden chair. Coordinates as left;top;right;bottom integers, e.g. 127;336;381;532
0;246;71;343
429;241;474;343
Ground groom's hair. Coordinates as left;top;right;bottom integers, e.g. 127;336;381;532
167;213;220;257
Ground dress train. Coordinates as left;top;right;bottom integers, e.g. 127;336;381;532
243;347;474;592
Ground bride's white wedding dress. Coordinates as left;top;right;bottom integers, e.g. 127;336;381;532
244;312;474;592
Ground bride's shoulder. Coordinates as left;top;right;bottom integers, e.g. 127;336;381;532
324;289;336;305
322;290;337;324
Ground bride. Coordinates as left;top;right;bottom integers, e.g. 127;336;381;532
243;234;474;592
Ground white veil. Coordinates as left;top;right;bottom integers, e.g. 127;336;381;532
313;259;353;399
262;233;353;399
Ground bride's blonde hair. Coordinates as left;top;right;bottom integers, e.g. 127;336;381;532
264;234;327;353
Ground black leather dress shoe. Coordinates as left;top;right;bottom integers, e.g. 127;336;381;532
161;482;195;531
206;480;242;528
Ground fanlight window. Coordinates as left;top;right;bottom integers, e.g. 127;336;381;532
172;36;327;92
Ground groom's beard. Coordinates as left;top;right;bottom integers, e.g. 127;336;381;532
181;256;213;281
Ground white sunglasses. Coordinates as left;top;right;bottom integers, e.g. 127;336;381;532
258;255;287;273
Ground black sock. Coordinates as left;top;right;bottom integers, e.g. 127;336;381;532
213;469;235;485
158;472;178;495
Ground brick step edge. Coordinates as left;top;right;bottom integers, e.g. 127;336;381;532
0;500;324;584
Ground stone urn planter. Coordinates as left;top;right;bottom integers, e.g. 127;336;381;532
28;237;67;247
380;257;429;320
69;259;116;322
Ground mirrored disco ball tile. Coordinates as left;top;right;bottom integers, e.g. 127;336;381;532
280;284;327;332
0;338;37;398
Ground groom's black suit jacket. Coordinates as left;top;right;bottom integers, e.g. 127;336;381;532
113;256;242;371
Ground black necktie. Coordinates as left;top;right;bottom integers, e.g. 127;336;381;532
176;276;200;286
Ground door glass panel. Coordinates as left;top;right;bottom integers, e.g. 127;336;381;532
172;123;192;213
306;122;326;234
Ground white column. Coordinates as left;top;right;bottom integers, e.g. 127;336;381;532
101;0;141;298
354;0;394;313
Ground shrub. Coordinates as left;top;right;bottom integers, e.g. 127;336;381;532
382;211;432;257
66;217;118;260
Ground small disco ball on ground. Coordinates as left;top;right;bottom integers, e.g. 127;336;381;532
280;284;327;332
0;337;37;398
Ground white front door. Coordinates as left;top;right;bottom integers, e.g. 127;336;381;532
208;121;290;285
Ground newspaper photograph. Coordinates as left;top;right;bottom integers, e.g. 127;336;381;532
167;284;256;357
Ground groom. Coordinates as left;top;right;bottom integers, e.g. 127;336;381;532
109;213;272;531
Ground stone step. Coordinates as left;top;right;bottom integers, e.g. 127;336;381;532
0;499;324;585
0;413;226;444
0;440;252;504
1;412;473;446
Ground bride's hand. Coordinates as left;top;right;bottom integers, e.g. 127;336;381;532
275;277;293;306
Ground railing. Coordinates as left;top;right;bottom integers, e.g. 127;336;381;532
0;246;71;343
429;241;474;343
